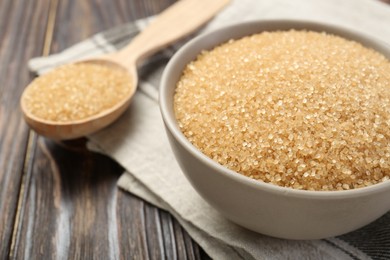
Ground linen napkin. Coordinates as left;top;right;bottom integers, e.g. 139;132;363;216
29;0;390;259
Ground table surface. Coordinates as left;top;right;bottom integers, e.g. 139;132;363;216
1;0;390;259
0;0;210;259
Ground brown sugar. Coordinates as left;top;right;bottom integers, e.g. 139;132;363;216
174;30;390;191
22;63;133;122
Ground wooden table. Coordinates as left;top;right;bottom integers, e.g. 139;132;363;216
0;0;209;258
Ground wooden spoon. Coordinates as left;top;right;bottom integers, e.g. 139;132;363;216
21;0;230;140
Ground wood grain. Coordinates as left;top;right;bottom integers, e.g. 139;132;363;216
0;0;51;258
2;0;208;259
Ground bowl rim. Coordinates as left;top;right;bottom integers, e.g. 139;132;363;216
159;19;390;200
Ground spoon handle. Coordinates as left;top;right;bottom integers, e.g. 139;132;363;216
116;0;230;67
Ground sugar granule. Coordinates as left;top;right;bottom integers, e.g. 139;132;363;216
174;30;390;191
23;63;133;122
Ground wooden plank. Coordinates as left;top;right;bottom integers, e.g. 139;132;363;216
115;190;151;259
12;139;123;259
13;138;206;259
0;0;51;258
10;0;208;259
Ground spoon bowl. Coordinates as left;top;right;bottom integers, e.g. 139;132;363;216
21;0;230;140
21;59;138;140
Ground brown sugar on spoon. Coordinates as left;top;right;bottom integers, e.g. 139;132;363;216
20;0;230;140
22;63;133;122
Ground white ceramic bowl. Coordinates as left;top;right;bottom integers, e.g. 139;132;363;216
159;20;390;240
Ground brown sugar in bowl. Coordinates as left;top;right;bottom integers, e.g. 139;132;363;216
159;20;390;239
174;30;390;192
